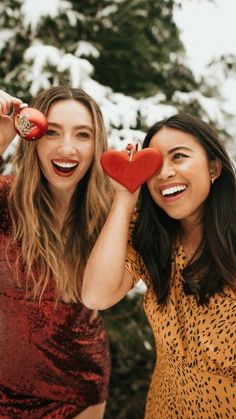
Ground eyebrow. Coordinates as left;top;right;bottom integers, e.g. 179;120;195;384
168;146;193;154
48;122;94;132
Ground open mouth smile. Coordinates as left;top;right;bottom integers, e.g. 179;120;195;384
51;159;79;176
161;184;187;198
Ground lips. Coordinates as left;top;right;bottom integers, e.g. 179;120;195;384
51;159;79;177
160;183;187;198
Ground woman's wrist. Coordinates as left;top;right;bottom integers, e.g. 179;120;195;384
113;190;138;217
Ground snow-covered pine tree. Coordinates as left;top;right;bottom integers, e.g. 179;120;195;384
0;2;235;416
0;0;233;152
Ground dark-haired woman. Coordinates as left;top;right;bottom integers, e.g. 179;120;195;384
82;114;236;418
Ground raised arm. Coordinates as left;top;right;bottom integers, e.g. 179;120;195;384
82;188;139;310
0;90;23;156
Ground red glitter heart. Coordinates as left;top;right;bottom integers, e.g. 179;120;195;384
101;148;163;192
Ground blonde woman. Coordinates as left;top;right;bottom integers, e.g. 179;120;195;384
0;87;112;418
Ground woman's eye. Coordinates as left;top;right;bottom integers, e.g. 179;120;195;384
46;129;58;136
173;152;188;160
77;131;90;139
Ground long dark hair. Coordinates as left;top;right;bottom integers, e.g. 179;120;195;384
133;114;236;305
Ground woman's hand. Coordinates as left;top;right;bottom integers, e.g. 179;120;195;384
0;90;26;155
110;178;140;215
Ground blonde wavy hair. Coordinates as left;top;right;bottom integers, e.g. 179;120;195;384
8;86;113;302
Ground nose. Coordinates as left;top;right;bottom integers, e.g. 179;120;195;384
57;135;77;156
157;160;176;180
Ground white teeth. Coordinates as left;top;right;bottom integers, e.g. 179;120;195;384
161;185;186;196
52;161;78;169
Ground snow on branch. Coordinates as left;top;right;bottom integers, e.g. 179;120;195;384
173;90;225;125
24;42;94;94
20;0;76;32
139;94;177;127
75;41;100;59
58;54;94;87
24;42;61;95
0;30;15;51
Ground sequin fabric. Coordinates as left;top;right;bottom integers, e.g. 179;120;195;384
126;230;236;418
0;176;110;418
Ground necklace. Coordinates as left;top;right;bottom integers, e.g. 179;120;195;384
186;248;197;263
181;239;200;264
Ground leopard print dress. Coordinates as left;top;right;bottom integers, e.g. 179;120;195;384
126;239;236;418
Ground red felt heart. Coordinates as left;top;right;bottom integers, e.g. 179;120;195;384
14;107;48;140
100;148;163;192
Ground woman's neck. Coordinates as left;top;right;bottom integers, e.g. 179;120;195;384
180;222;202;262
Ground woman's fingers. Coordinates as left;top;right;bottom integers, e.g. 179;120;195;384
11;102;28;118
0;90;23;117
0;96;12;115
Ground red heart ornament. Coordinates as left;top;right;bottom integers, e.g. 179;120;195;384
14;107;48;140
100;148;163;192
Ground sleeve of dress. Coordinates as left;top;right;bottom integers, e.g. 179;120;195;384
125;217;150;288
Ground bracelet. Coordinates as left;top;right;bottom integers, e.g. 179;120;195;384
0;156;3;166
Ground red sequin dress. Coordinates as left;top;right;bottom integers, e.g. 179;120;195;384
0;176;110;418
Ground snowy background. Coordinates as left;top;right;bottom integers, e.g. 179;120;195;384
1;2;235;416
1;0;236;163
174;0;236;136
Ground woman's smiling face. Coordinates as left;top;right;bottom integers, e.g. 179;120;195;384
146;127;219;228
37;99;95;200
